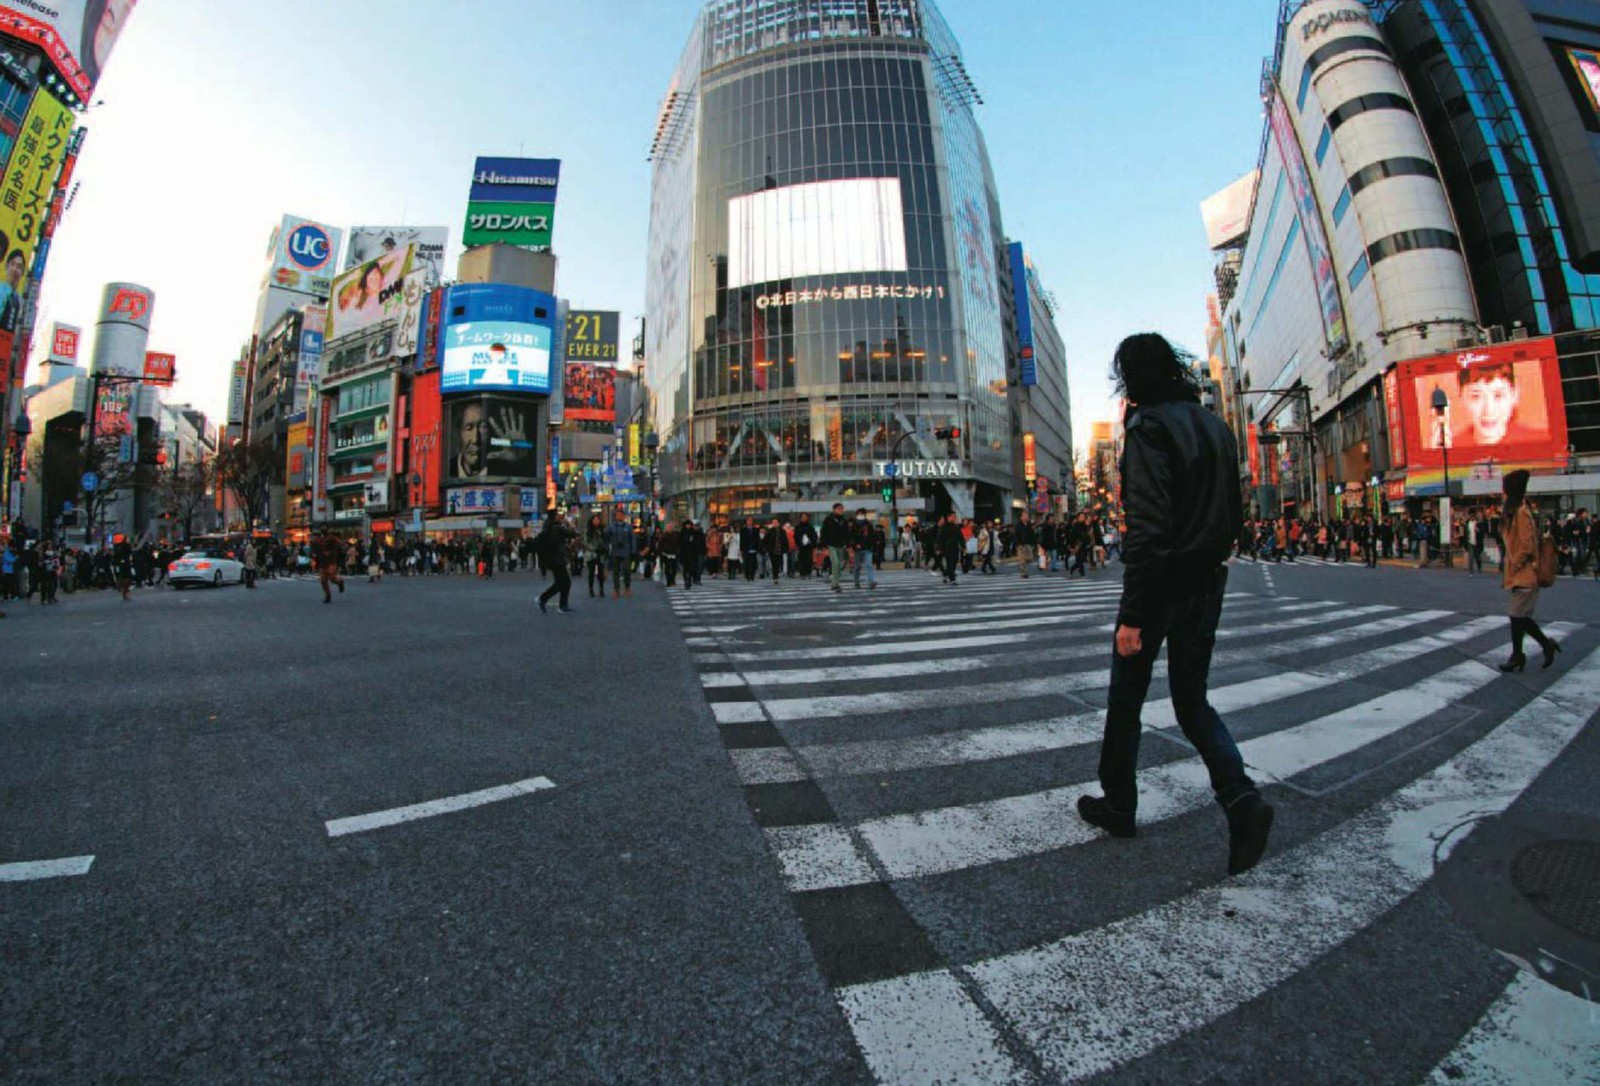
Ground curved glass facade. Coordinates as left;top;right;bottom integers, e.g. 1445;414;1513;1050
646;0;1011;518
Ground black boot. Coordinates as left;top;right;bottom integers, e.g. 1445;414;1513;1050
1500;619;1527;672
1077;795;1136;838
1226;793;1274;876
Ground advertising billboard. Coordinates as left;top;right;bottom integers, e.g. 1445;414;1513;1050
0;86;73;284
563;363;615;423
1566;47;1600;118
410;370;443;509
346;225;447;287
1383;366;1406;470
141;350;173;385
439;283;557;394
326;244;415;342
1200;171;1259;251
1394;338;1567;470
228;357;247;426
286;419;308;489
444;396;539;482
0;0;138;101
264;214;343;298
1267;91;1348;358
1008;242;1036;386
48;321;79;362
564;310;620;362
392;267;428;358
727;177;908;290
464;156;560;250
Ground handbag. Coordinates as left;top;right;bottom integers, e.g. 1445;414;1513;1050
1536;532;1558;588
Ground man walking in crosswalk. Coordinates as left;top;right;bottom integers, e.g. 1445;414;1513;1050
1078;333;1274;876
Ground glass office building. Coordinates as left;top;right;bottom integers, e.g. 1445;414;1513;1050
646;0;1015;520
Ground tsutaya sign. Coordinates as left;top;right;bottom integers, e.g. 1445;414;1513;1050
874;459;961;479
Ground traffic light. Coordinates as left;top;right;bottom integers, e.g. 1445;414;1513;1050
934;426;961;440
881;485;894;504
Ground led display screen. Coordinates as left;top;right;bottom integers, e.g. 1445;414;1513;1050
726;177;908;290
1394;338;1567;469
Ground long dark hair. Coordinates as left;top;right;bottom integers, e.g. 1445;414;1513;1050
1502;468;1530;511
1111;333;1204;406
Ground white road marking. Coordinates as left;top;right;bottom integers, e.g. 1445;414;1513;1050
837;971;1030;1086
765;616;1511;889
958;644;1600;1083
325;776;556;837
1425;973;1600;1085
0;855;95;882
757;604;1400;720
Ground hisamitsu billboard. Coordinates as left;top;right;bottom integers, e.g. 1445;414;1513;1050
469;156;560;204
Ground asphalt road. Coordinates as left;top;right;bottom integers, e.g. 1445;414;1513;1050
1;569;867;1083
2;559;1597;1084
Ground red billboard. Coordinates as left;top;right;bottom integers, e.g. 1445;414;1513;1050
1394;338;1567;470
410;370;443;510
142;351;174;385
563;362;615;423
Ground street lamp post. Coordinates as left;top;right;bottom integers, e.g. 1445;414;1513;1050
1432;387;1452;567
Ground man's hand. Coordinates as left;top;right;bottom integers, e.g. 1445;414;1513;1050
485;407;527;465
1115;624;1143;658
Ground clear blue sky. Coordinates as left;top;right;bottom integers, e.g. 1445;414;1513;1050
37;0;1274;452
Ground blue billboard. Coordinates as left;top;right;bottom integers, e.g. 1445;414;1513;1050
440;283;559;394
468;157;561;205
1009;242;1037;387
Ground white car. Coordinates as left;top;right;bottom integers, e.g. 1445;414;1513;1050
168;549;245;589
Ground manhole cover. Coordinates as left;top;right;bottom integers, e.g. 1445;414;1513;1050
1511;840;1600;941
769;622;835;639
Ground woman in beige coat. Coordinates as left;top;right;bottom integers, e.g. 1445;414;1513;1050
1499;469;1560;672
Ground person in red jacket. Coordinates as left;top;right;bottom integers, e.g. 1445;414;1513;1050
312;530;346;604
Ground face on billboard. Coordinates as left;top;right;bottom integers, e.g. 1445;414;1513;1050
347;225;447;286
446;398;538;482
1568;48;1600;116
563;363;616;422
327;245;414;341
441;320;552;393
1399;340;1568;467
0;0;137;100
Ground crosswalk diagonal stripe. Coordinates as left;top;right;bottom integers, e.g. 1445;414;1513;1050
852;596;1332;643
768;620;1529;889
833;643;1600;1085
678;587;1131;628
1424;973;1600;1085
754;605;1405;718
734;611;1487;784
714;604;1412;688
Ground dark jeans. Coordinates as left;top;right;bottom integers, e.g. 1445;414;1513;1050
587;559;606;596
662;556;679;586
539;565;572;608
682;554;701;588
743;555;758;581
1099;566;1256;816
942;551;959;582
610;557;632;592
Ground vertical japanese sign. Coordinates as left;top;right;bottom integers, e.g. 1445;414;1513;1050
1383;366;1405;470
1022;431;1037;483
313;393;332;521
1268;89;1348;358
0;87;73;282
1247;423;1260;486
628;423;641;467
1009;242;1037;386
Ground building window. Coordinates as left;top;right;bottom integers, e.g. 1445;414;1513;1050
1315;124;1333;165
1306;35;1391;77
1366;227;1460;266
1297;65;1313;111
1346;156;1439;196
1326;92;1415;131
1333;185;1353;224
1347;253;1371;289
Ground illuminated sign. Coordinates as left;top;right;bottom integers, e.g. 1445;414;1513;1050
142;351;175;385
873;459;961;479
728;177;909;290
755;282;946;310
1022;432;1037;483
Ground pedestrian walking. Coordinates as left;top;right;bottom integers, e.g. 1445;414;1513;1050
820;502;850;593
1077;333;1273;876
607;509;636;597
849;509;878;589
1497;470;1560;671
1013;512;1037;578
312;529;345;603
536;515;576;613
936;512;963;585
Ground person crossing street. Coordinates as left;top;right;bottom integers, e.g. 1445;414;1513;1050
820;502;850;593
312;530;346;604
1077;333;1273;876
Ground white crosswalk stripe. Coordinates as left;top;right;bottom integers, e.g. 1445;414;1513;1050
677;569;1600;1084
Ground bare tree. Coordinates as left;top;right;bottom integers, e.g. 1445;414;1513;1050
156;454;214;544
215;439;278;535
79;432;140;546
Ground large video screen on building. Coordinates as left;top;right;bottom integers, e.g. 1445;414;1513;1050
440;283;556;394
444;396;539;482
563;363;616;423
1395;338;1568;469
726;177;908;290
1565;47;1600;119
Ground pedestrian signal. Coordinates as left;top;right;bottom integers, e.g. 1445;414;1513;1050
881;486;893;503
934;426;961;440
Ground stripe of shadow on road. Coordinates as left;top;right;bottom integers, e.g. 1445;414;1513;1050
325;776;556;838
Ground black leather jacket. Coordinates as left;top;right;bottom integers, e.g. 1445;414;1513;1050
1118;399;1242;628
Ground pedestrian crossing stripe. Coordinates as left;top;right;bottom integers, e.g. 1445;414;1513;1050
673;570;1600;1084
